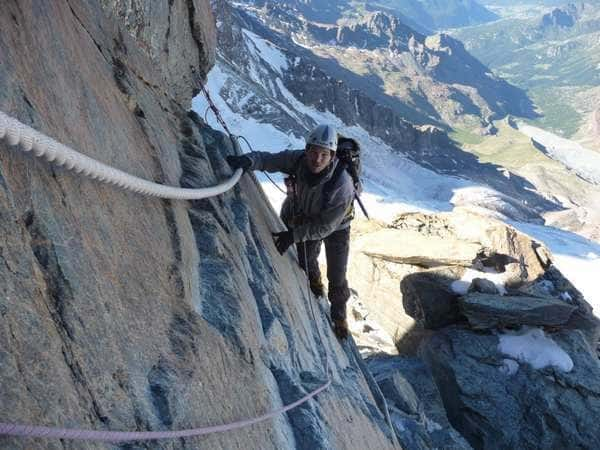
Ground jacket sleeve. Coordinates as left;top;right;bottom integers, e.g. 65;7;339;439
292;176;354;242
246;150;304;174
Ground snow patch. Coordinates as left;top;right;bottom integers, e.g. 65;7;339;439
242;29;289;76
499;358;519;376
498;327;573;373
450;268;508;295
560;291;573;302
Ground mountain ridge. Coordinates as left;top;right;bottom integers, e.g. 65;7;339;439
214;0;563;221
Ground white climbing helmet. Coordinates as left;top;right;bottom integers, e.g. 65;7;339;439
306;124;337;152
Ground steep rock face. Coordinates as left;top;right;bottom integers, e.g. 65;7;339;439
252;0;348;23
213;1;456;157
254;5;534;126
100;0;216;104
367;356;473;450
0;2;397;449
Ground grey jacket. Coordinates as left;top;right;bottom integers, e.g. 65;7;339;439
247;150;355;242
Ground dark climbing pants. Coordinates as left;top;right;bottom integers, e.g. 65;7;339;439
297;227;351;321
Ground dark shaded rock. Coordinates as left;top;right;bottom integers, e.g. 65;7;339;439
367;355;473;450
421;327;600;450
401;267;463;329
468;278;499;295
459;293;577;330
472;250;517;273
513;263;600;349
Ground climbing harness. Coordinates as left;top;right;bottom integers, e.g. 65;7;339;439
0;110;242;200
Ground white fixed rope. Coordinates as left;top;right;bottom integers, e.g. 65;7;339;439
0;110;242;200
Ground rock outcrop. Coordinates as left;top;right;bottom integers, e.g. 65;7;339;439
421;327;600;449
100;0;217;104
348;210;559;352
459;293;577;329
367;355;473;450
539;5;579;29
347;210;600;449
0;2;398;449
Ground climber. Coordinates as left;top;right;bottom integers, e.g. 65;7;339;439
226;124;355;339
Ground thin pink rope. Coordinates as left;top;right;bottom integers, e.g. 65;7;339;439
0;379;330;442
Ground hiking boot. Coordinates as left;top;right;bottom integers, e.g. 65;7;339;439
333;318;349;340
309;276;325;298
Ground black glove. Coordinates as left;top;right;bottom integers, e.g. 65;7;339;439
272;230;295;255
226;155;252;172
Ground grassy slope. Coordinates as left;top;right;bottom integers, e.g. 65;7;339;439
451;120;595;205
451;12;600;140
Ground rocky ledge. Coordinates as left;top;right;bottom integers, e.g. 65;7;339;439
347;210;600;449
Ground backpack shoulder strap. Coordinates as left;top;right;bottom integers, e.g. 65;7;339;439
323;160;351;205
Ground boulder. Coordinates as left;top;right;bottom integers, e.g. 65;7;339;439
401;267;465;330
348;211;566;354
421;327;600;450
468;278;499;295
360;228;481;268
367;355;473;450
348;223;468;353
517;266;600;348
348;230;428;353
459;293;577;330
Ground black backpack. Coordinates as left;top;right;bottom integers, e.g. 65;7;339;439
334;136;362;195
321;136;366;221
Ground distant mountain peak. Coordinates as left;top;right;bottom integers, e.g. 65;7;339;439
336;10;423;50
540;5;579;29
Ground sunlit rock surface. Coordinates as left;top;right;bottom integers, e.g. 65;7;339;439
0;2;399;449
